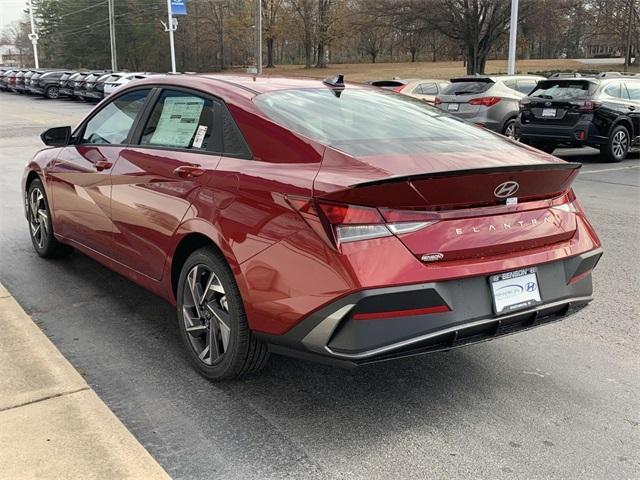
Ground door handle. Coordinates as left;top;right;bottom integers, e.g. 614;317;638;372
173;165;206;178
94;160;113;171
628;106;636;111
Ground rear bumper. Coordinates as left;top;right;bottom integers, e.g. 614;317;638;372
84;90;102;99
260;249;602;367
59;87;74;96
516;118;607;146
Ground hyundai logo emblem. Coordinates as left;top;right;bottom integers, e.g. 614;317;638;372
544;101;552;107
525;282;537;292
494;181;520;198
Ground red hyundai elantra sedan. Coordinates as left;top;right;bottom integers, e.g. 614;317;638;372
23;74;602;380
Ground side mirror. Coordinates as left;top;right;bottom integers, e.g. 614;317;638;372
41;126;71;147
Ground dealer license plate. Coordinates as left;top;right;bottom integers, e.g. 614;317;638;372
447;103;459;111
490;267;542;315
541;108;556;117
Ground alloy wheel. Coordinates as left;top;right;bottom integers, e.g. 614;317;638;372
29;187;49;249
181;264;231;366
612;129;629;159
504;121;516;139
47;86;60;99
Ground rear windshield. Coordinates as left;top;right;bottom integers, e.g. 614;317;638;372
529;81;593;100
441;80;493;95
254;88;501;154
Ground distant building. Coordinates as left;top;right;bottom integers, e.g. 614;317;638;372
583;34;624;58
0;44;22;66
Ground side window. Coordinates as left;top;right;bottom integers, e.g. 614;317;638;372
221;105;251;159
414;83;438;95
625;82;640;101
603;82;623;98
502;79;517;91
516;80;537;95
81;89;150;145
140;90;216;151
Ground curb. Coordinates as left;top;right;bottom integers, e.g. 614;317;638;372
0;283;171;480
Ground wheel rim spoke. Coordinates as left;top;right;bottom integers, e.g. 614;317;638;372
182;264;229;365
206;302;231;351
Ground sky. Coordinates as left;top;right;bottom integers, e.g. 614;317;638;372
1;0;29;41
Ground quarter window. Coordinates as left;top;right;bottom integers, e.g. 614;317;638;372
624;82;640;101
81;89;150;144
603;82;624;98
413;83;438;95
141;90;216;151
515;80;537;95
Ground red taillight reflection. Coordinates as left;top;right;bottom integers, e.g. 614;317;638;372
469;96;501;107
392;85;405;93
353;304;450;320
434;97;441;106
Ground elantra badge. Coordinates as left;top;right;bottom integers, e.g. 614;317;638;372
494;181;519;199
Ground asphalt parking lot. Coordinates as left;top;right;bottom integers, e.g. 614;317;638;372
0;92;638;480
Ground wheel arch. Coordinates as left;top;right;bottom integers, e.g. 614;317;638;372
167;225;247;307
610;116;634;138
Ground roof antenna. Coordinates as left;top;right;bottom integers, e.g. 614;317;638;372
323;74;345;97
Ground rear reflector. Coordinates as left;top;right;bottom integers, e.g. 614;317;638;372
352;304;451;320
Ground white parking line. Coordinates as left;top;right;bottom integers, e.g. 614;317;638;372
579;165;640;175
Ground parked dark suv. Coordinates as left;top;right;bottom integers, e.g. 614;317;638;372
32;70;71;99
516;73;640;162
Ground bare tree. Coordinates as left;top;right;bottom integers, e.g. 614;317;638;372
289;0;315;68
262;0;283;67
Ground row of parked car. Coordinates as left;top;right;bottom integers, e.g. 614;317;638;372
2;66;638;162
0;68;156;101
373;72;640;162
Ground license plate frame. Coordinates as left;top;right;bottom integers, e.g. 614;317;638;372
541;107;556;117
489;267;543;315
447;103;459;112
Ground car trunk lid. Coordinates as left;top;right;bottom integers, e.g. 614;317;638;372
314;144;580;261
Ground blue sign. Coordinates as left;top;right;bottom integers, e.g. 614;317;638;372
171;0;187;16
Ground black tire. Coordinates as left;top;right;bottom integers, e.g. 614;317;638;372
530;141;556;154
27;179;73;258
502;118;517;140
600;125;630;163
176;247;269;381
45;85;60;99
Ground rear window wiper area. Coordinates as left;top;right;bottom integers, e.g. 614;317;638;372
533;94;554;99
454;91;476;95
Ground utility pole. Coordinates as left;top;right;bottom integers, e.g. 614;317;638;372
507;0;519;75
164;0;177;73
255;0;262;74
26;0;39;68
108;0;117;71
623;0;634;72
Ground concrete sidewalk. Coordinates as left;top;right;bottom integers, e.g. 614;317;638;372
0;283;170;480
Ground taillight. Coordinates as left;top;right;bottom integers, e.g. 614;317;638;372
288;198;438;247
392;85;405;93
578;100;601;111
519;98;531;111
434;97;442;106
469;96;501;107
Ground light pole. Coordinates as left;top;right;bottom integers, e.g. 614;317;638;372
507;0;519;75
26;0;39;68
108;0;117;71
255;0;262;74
163;0;177;73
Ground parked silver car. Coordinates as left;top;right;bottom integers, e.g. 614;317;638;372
436;75;545;137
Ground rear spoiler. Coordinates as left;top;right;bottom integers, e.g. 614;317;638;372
349;162;581;189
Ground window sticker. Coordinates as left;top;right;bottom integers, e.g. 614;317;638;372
192;125;208;149
150;96;204;147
